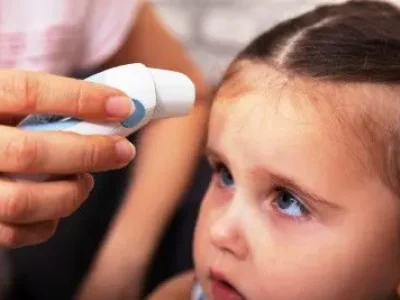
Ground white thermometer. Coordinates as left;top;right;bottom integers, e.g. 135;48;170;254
18;63;195;136
13;63;196;181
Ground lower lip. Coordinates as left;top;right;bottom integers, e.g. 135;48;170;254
211;280;244;300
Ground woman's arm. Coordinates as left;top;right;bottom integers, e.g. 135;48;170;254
76;1;210;299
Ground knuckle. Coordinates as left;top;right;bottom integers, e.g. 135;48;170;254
0;225;20;248
5;135;40;172
19;72;39;111
81;140;102;169
0;186;30;221
71;83;86;116
0;71;38;112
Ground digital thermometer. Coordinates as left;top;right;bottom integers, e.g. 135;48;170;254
18;63;195;136
12;63;196;181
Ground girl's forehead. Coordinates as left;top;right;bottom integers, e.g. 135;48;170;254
209;90;319;150
209;78;391;173
211;66;400;149
209;79;317;140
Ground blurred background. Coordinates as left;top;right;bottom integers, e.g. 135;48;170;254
151;0;352;85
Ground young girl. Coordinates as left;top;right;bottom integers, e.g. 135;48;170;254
148;0;400;299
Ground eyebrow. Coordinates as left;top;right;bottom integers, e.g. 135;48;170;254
250;166;339;209
205;145;339;210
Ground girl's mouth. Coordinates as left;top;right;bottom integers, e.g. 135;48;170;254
210;269;245;300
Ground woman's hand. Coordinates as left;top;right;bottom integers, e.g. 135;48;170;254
0;69;136;248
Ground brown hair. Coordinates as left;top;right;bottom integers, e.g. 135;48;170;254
235;0;400;82
217;0;400;195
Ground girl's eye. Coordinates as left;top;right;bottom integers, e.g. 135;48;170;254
216;164;234;188
273;188;309;218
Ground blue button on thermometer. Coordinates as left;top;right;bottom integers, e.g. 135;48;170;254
121;99;146;128
14;63;196;181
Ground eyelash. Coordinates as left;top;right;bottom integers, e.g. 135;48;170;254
210;161;311;221
271;186;311;221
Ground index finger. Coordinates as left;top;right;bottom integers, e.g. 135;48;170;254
0;69;133;120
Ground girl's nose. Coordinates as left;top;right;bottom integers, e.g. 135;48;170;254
209;197;249;260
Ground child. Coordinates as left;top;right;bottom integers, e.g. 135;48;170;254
148;0;400;299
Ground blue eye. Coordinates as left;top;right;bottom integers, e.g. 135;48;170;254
217;164;234;188
275;189;308;218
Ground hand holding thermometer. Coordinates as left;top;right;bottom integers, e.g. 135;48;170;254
12;63;196;181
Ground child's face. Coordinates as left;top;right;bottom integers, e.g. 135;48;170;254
193;68;400;300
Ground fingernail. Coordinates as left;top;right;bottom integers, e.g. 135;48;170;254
115;139;135;163
106;96;134;118
83;173;94;191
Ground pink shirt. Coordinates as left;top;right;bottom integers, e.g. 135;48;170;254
0;0;141;75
